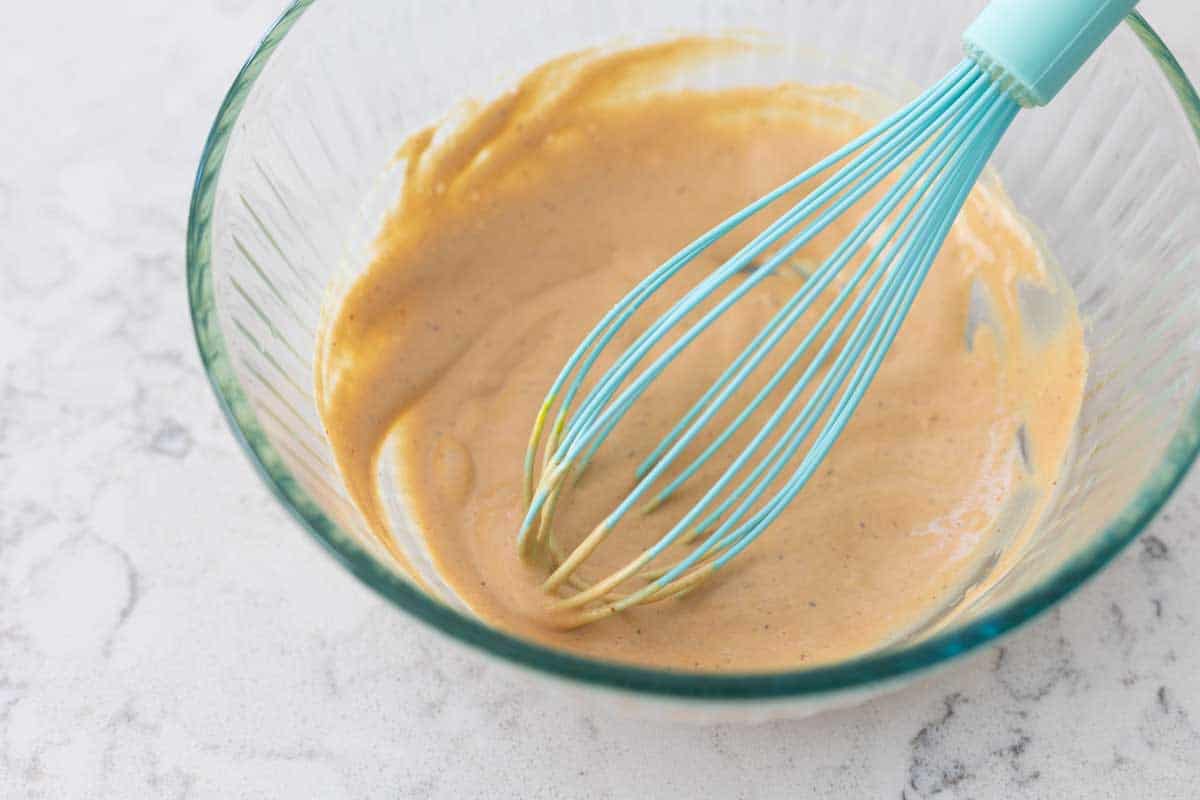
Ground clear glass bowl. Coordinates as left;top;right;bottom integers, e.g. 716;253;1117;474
187;0;1200;721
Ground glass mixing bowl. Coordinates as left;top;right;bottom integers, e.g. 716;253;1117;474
188;0;1200;721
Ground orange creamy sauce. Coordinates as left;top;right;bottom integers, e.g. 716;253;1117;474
316;41;1086;671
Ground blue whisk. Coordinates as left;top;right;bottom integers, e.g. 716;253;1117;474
518;0;1138;625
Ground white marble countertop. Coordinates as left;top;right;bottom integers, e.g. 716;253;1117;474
2;1;1198;797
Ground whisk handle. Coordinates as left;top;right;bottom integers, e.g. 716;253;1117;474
964;0;1139;106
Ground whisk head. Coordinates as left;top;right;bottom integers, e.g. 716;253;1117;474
518;58;1020;627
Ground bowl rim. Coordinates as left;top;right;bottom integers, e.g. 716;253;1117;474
187;3;1200;701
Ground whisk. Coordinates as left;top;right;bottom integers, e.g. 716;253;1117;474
518;0;1138;625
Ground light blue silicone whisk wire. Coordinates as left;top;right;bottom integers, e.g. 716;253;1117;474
519;0;1140;625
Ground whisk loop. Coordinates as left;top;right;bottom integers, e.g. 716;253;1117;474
516;58;1021;624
